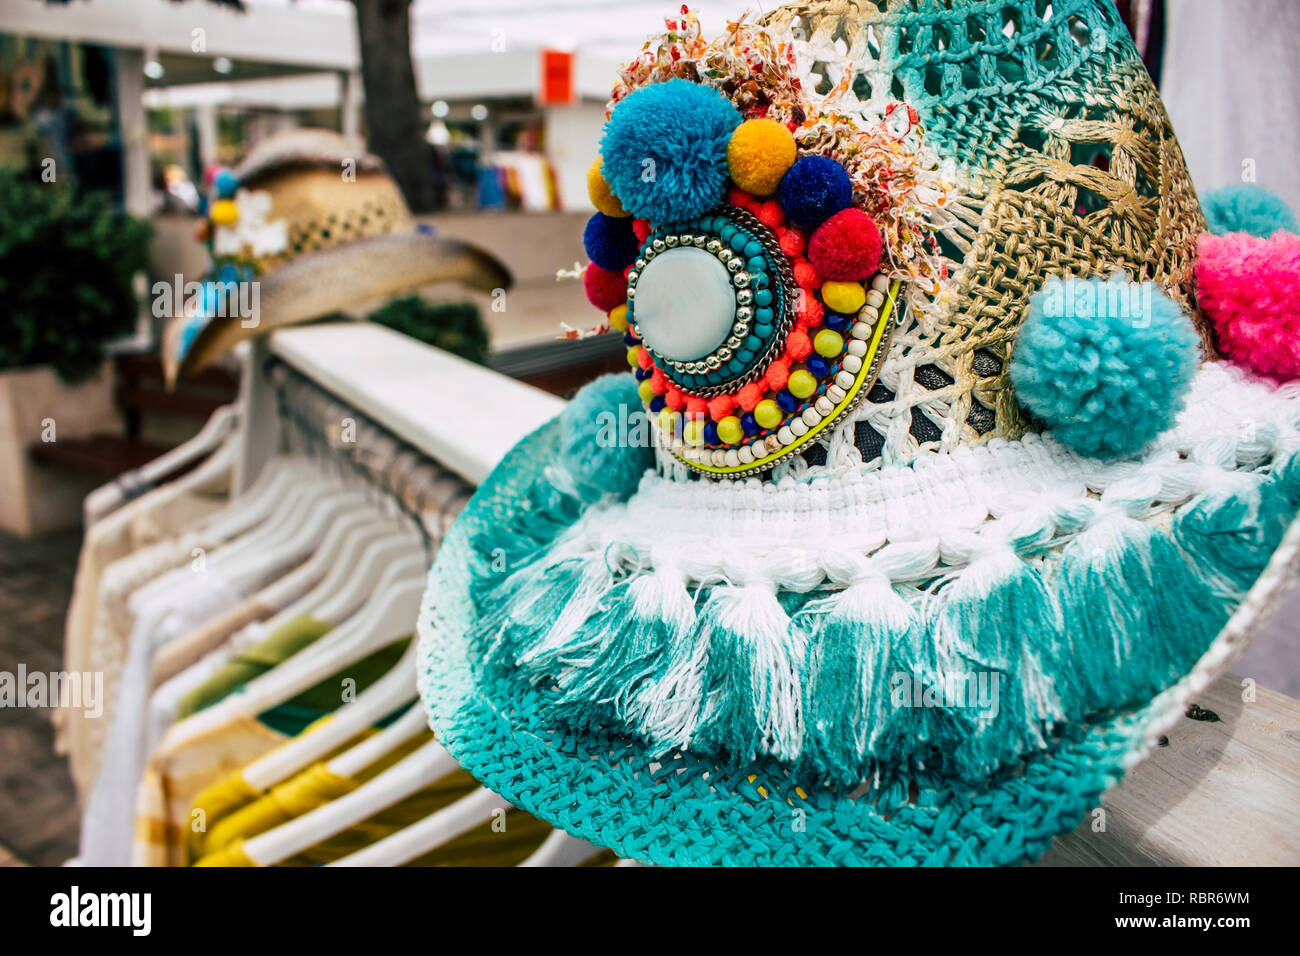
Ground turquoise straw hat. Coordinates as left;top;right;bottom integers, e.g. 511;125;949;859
418;0;1300;865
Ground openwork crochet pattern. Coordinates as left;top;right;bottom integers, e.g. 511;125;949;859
759;0;1211;468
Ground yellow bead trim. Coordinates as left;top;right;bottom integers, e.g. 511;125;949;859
670;279;899;477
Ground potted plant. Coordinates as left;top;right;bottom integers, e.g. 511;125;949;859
0;170;151;535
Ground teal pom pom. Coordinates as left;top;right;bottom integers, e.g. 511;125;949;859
1202;185;1299;238
558;373;653;500
1010;276;1200;458
599;79;741;223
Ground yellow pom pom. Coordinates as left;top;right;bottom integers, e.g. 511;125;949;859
683;418;707;447
608;304;630;332
727;119;797;197
637;379;655;403
210;199;239;226
821;280;866;314
587;160;629;217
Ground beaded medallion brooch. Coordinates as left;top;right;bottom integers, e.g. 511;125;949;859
576;7;953;477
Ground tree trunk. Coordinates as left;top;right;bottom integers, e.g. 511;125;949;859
351;0;435;212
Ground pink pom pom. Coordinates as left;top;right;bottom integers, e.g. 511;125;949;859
707;395;736;422
808;208;883;281
736;382;764;411
1196;231;1300;380
584;263;627;312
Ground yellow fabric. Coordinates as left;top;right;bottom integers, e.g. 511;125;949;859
192;729;556;867
181;712;342;865
193;839;259;868
132;713;291;867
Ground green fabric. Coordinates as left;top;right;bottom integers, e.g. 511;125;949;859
258;638;412;737
178;616;332;719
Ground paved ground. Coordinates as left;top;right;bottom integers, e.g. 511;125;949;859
0;529;81;867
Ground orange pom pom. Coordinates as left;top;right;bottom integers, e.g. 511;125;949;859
793;258;821;290
685;396;708;418
765;359;790;391
736;382;765;412
665;388;684;411
785;329;812;361
756;200;785;230
707;394;737;422
778;228;805;258
637;347;654;370
650;368;669;395
796;291;824;327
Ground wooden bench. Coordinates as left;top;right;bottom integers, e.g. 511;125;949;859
29;350;238;480
1039;674;1300;866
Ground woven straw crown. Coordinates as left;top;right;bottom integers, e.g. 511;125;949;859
761;0;1210;462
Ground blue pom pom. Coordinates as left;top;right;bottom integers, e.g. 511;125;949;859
1202;185;1299;238
1010;276;1200;458
599;79;741;223
583;212;640;272
213;168;239;199
559;373;654;500
777;155;852;229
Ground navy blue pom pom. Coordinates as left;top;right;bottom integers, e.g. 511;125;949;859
777;155;852;229
584;212;640;271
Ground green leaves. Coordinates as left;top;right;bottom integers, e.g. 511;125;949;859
0;171;152;383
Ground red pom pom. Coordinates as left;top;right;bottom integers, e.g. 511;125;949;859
650;368;669;395
756;200;785;230
764;359;790;390
665;388;684;411
778;228;805;258
736;382;764;411
632;218;652;243
636;347;654;370
685;396;708;418
807;208;883;281
707;394;736;422
584;263;626;312
796;290;824;327
785;329;812;361
793;258;821;290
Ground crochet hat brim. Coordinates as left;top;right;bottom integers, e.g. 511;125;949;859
163;232;512;387
417;363;1300;866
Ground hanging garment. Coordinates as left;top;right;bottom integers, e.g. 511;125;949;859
149;595;278;690
79;566;247;866
191;730;562;867
73;529;221;795
61;481;227;738
130;631;411;866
